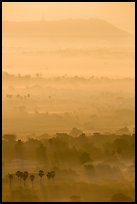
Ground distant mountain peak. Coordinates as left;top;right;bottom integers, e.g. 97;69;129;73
3;18;131;38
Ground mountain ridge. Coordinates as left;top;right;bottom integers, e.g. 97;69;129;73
2;18;131;38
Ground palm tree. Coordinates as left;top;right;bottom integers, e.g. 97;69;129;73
47;172;50;181
30;175;35;188
22;171;29;186
8;174;13;189
38;170;44;183
27;93;30;98
19;171;24;184
47;171;55;182
17;171;24;185
16;171;21;183
16;94;20;98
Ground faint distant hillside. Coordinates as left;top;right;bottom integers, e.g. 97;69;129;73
2;18;131;38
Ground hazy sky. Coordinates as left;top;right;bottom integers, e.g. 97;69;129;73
2;2;135;34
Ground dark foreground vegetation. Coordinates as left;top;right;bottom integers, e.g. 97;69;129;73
2;131;135;202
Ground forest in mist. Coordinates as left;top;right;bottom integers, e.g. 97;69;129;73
2;72;135;137
2;15;135;202
2;72;135;202
2;131;135;202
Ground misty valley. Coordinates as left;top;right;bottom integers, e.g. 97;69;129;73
2;74;135;202
2;17;135;202
2;72;135;135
